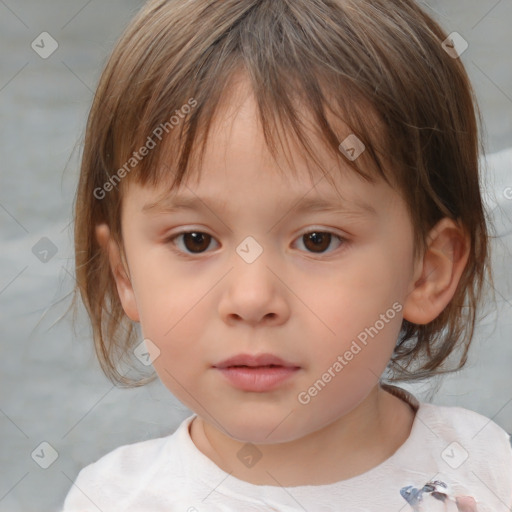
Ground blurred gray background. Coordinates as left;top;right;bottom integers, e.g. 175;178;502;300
0;1;511;511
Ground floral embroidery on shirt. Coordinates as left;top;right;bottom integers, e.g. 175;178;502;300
400;480;478;511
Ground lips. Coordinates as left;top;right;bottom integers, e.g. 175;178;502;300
213;353;299;369
213;354;300;392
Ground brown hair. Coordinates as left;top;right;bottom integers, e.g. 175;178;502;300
73;0;494;386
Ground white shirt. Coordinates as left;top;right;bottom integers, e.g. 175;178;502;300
62;387;512;511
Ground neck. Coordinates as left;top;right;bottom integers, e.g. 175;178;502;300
189;384;415;486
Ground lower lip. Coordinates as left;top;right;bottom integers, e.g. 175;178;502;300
216;366;300;392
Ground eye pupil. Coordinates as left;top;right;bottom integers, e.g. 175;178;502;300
183;232;211;253
174;231;341;256
304;232;332;253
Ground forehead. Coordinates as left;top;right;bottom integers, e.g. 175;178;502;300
139;183;378;220
120;73;393;221
125;152;382;223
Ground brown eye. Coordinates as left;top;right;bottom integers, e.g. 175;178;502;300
172;232;216;254
303;232;331;253
299;231;344;254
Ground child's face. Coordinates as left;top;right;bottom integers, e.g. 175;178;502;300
114;80;421;443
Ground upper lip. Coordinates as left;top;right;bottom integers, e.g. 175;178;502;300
213;353;299;369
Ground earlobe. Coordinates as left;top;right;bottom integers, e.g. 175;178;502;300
402;218;470;325
95;224;140;323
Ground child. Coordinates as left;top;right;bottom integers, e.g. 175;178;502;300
63;0;512;510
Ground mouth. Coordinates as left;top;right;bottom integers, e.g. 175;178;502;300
212;354;300;392
227;364;282;368
213;353;299;370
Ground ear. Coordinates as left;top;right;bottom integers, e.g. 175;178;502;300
96;224;140;322
402;218;470;325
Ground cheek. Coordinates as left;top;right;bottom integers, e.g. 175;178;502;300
129;247;204;334
305;249;405;374
137;282;209;351
130;259;215;376
145;299;212;405
314;253;403;331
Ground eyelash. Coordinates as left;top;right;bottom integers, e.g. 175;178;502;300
165;229;348;258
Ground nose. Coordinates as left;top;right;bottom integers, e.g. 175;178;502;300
217;250;290;327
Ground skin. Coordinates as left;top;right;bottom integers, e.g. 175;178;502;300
97;76;470;487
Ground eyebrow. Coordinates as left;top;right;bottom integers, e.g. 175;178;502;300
142;194;376;217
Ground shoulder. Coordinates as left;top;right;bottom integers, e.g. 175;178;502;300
419;401;511;449
62;415;194;511
386;383;512;456
82;433;170;477
417;401;512;498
